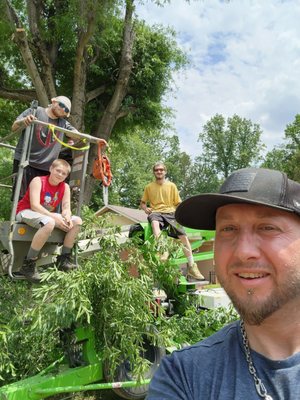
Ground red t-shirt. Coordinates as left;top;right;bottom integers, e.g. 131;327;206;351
17;176;65;214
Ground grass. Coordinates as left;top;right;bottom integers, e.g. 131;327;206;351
49;389;121;399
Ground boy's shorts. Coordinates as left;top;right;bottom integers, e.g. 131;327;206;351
16;210;78;229
16;210;54;229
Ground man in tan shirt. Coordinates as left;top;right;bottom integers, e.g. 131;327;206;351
140;161;204;280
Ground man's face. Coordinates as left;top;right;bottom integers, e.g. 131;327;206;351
51;101;68;118
153;165;166;180
214;203;300;325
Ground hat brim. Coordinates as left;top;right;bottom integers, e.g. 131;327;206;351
175;193;292;230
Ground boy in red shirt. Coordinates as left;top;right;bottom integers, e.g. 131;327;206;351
16;159;82;283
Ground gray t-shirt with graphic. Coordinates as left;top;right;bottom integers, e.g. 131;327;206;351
14;106;77;171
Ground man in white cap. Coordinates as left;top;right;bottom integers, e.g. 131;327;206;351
11;96;78;198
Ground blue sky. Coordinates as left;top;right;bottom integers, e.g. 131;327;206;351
136;0;300;158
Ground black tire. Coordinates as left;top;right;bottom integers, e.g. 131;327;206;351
128;223;145;245
0;249;10;275
104;339;166;400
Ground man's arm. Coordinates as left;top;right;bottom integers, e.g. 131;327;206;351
11;114;36;134
140;200;152;215
63;120;79;140
140;186;152;215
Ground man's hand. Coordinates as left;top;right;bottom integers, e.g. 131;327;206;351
20;114;37;127
140;201;152;215
144;207;152;215
12;114;37;133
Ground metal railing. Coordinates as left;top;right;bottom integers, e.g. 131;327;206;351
0;100;107;279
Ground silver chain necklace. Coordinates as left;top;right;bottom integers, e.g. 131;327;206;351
240;320;274;400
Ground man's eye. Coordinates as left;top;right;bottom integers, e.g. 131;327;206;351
260;225;275;231
219;226;236;232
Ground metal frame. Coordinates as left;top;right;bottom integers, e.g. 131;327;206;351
0;325;151;400
0;102;105;279
0;107;216;399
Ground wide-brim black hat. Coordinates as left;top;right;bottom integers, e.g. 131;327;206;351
175;168;300;230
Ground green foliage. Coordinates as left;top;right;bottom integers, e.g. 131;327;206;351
284;114;300;151
0;1;187;141
0;216;236;387
126;22;187;131
0;324;15;381
278;114;300;182
0;147;14;221
188;157;220;195
0;277;62;384
261;115;300;183
163;136;193;198
157;305;238;348
284;150;300;182
199;114;265;178
0;99;24;140
261;145;289;173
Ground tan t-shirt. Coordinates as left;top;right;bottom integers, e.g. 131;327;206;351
141;181;181;213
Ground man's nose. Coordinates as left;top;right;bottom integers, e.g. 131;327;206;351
234;231;260;261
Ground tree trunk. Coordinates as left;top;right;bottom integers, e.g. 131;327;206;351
71;0;98;130
2;0;137;207
26;0;57;99
83;0;136;205
4;0;51;105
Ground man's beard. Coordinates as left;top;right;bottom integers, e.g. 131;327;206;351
51;107;61;118
217;266;300;325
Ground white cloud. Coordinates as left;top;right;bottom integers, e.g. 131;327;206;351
136;0;300;158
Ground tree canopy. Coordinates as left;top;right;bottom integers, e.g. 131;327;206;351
0;0;187;202
262;114;300;182
198;114;265;178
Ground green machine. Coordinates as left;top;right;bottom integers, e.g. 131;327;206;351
0;104;215;399
0;226;214;400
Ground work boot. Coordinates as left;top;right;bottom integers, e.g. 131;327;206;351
56;253;77;272
19;258;41;283
187;263;205;281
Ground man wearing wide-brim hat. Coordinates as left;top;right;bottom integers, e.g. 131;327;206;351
147;167;300;399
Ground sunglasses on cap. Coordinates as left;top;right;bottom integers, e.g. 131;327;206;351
58;102;70;114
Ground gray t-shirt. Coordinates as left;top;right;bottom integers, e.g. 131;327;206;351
147;321;300;399
14;106;77;171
